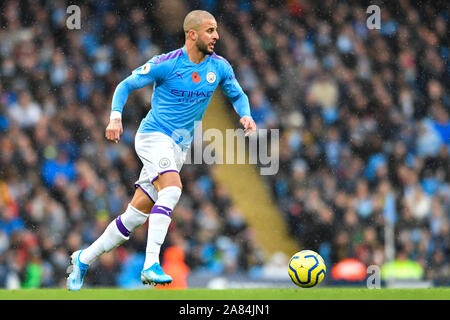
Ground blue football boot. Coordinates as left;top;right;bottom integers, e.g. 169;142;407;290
141;262;173;286
67;250;89;291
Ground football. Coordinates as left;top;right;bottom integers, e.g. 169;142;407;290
288;250;326;288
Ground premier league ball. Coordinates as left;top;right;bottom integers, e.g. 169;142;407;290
288;250;326;288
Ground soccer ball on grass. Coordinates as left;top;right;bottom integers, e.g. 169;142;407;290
288;250;326;288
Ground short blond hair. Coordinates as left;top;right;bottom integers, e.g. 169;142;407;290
183;10;215;34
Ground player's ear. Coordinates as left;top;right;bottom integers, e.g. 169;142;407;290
187;29;197;41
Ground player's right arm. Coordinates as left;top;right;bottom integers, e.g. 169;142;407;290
105;57;169;143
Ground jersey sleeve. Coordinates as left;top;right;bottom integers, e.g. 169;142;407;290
219;62;253;119
131;55;171;83
111;56;171;114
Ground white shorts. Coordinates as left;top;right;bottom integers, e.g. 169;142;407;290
134;132;188;203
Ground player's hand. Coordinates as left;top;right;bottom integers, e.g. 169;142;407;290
105;118;123;143
240;116;256;137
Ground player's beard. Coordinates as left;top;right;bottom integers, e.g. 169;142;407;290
196;39;213;55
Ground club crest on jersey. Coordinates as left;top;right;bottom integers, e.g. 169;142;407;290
159;158;171;168
140;63;151;75
206;72;216;83
192;72;200;83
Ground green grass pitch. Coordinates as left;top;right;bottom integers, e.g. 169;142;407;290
0;288;449;300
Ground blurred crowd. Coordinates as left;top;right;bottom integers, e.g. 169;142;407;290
211;0;449;284
0;0;448;289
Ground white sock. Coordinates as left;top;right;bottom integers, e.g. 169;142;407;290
144;214;172;268
143;186;181;270
79;204;149;265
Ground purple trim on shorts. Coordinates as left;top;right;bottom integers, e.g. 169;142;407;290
115;216;130;237
150;205;172;217
134;184;155;204
151;170;179;184
154;49;183;65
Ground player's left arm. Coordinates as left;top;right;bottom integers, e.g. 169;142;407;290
220;63;256;136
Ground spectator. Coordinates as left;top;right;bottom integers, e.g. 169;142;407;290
381;248;424;281
7;91;42;129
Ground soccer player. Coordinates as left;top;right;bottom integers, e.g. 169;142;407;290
67;10;256;290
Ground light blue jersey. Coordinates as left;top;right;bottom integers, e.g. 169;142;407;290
111;46;252;150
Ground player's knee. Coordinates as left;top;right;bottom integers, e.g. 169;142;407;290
157;186;182;209
131;187;155;214
121;204;149;231
153;171;182;192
